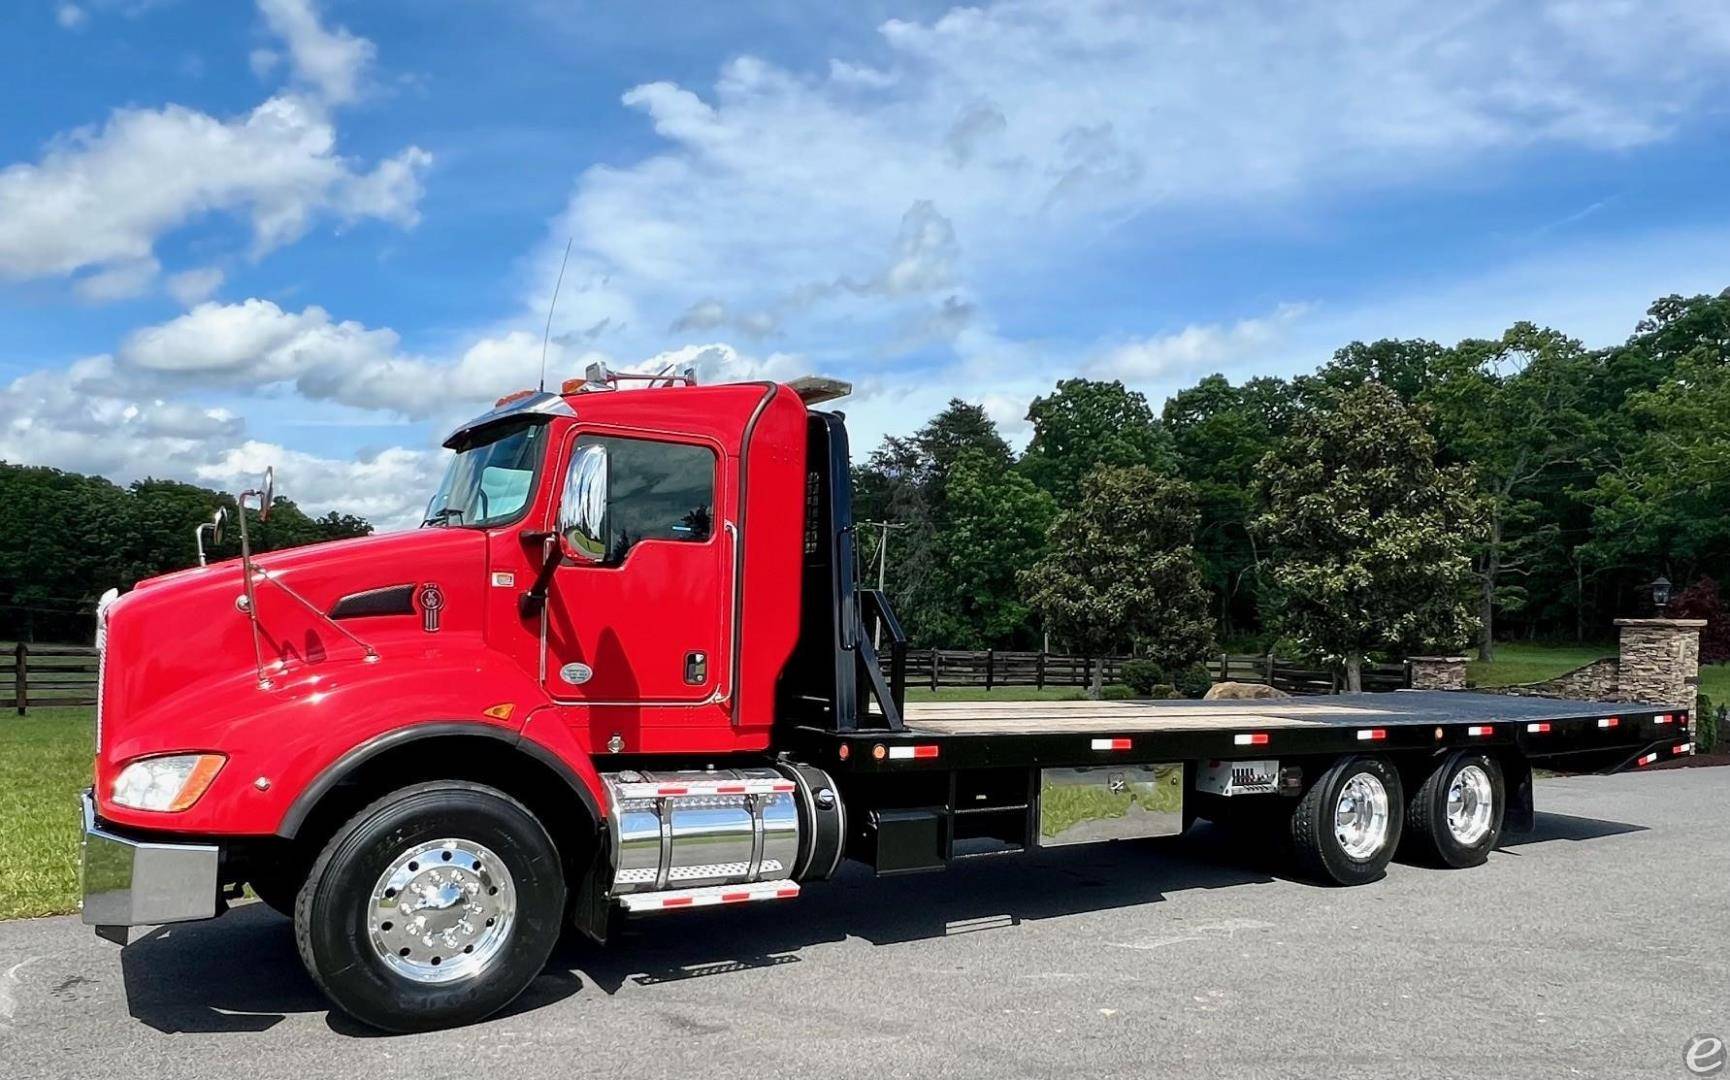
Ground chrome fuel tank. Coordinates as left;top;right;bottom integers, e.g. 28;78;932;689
602;768;800;894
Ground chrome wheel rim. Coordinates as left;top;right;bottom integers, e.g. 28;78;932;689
1446;764;1495;846
1334;774;1391;861
367;838;516;984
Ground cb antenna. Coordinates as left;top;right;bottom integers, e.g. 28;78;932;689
540;236;573;392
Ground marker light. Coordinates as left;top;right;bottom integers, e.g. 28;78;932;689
111;753;226;812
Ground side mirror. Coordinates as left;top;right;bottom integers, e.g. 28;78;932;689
556;442;609;563
258;466;274;522
210;507;227;545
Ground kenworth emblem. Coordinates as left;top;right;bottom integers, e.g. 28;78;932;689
417;583;444;633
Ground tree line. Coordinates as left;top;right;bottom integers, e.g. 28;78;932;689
0;465;370;642
854;290;1730;687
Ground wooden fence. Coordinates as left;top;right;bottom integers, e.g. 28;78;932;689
2;642;1411;714
5;642;99;714
907;649;1410;694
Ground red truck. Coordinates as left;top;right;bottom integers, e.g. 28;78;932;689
80;369;1695;1031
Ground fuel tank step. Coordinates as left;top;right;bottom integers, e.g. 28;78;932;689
615;879;801;914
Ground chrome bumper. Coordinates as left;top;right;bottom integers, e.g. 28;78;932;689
80;790;220;944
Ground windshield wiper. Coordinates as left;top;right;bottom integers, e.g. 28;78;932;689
421;507;465;528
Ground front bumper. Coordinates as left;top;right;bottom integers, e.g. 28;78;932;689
80;790;220;944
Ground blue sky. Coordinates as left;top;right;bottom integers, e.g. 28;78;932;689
3;0;1728;527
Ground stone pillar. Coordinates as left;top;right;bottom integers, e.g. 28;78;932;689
1408;656;1468;691
1613;618;1706;721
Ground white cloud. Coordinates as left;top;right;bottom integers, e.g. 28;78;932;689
536;0;1730;377
73;257;161;302
0;94;429;287
165;266;225;306
256;0;375;106
56;4;88;30
1090;304;1312;381
0;0;425;294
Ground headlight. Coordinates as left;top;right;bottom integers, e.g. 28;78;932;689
111;754;226;812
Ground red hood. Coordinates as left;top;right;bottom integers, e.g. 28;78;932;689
101;526;488;755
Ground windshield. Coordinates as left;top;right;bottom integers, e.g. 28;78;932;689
424;420;548;528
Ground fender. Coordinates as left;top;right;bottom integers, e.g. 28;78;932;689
277;718;606;838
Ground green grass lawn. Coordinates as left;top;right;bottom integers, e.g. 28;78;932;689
0;707;92;919
1466;642;1616;687
1467;641;1730;704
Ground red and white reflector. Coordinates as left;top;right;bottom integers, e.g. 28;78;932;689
1637;751;1659;767
614;778;796;800
887;744;941;760
1091;738;1132;751
1233;732;1270;746
1466;725;1494;737
1676;742;1694;755
1356;728;1387;741
1653;714;1674;725
617;880;802;913
1526;722;1552;734
1597;716;1621;729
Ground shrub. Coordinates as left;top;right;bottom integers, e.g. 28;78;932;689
1101;683;1139;700
1695;693;1722;754
1121;659;1164;696
1148;683;1177;700
1171;662;1214;699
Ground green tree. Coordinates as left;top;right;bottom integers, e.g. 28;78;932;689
1163;374;1297;637
1022;465;1214;698
1254;383;1480;690
853;400;1021;646
916;450;1055;648
1423;324;1593;660
1020;379;1173;505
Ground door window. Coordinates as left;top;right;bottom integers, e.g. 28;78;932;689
571;435;716;563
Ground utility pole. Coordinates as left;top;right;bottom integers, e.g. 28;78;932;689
859;519;907;649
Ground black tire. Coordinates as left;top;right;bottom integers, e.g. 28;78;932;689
1404;751;1505;868
1290;755;1403;886
294;781;566;1033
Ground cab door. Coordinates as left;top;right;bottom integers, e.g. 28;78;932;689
542;429;728;707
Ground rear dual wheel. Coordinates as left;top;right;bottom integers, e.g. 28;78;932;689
1290;755;1403;886
1404;751;1505;868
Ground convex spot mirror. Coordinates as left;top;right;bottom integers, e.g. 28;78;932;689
557;442;609;564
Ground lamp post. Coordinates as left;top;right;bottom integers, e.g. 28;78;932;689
1649;575;1672;614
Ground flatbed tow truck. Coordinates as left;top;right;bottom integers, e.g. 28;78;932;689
79;369;1694;1031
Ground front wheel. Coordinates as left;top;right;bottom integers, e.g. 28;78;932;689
1289;755;1403;886
294;781;566;1032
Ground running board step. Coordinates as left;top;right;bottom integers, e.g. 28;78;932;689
616;880;801;913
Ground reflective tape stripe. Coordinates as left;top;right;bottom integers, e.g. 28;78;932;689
1637;752;1658;766
1654;714;1674;725
1676;743;1694;755
617;880;802;913
1466;725;1493;736
1526;722;1552;733
887;745;940;760
1356;729;1387;741
1234;733;1270;746
1598;717;1621;728
1091;738;1132;750
614;779;797;800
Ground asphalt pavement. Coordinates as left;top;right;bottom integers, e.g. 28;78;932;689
1;768;1725;1080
